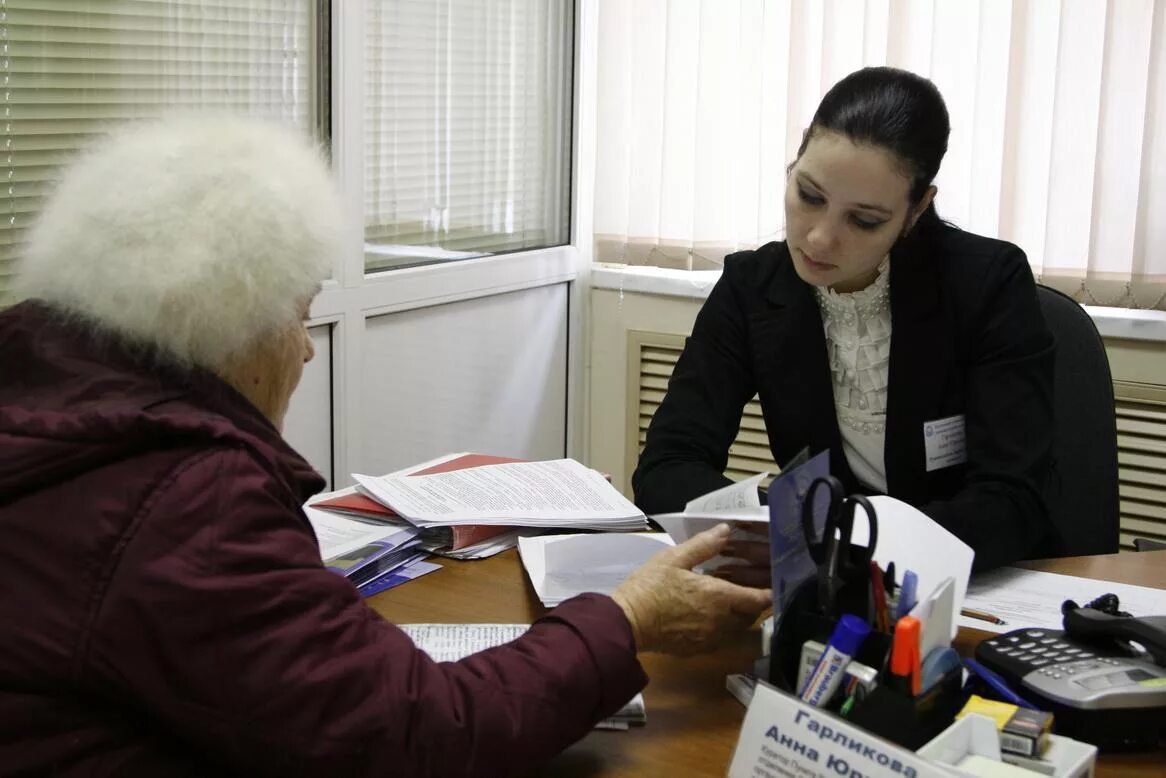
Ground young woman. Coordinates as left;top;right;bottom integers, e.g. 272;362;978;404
633;67;1055;572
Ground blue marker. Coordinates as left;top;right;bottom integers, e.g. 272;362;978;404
895;570;918;620
799;615;871;707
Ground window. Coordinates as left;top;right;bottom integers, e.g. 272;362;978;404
363;0;573;273
0;0;320;303
594;0;1166;309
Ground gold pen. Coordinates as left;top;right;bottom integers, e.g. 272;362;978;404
961;607;1007;626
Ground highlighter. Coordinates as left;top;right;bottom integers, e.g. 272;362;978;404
798;614;872;707
889;615;922;697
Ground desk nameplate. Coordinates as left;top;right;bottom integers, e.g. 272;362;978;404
728;681;949;778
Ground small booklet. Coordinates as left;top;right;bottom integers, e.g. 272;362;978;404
401;623;646;729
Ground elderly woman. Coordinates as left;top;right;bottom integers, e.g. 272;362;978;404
0;118;771;776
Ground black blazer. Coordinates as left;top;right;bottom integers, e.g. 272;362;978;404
632;224;1055;571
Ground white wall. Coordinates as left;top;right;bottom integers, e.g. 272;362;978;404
283;283;571;487
359;284;568;474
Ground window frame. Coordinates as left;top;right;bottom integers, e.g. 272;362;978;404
313;0;593;481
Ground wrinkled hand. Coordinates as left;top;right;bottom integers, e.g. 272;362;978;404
611;524;772;656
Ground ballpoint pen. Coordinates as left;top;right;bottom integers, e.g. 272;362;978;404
961;607;1007;626
963;658;1038;710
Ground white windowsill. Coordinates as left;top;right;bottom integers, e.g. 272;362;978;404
590;263;1166;343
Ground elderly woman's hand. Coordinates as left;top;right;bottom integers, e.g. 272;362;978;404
610;524;772;656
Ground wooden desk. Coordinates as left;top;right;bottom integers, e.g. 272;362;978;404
367;550;1166;777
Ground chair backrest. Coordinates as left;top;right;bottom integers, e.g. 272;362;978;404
1036;285;1120;557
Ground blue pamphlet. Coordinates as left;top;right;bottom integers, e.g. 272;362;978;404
767;450;831;616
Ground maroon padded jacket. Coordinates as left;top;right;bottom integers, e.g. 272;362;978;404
0;301;647;776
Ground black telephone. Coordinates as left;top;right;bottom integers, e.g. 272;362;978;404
974;595;1166;750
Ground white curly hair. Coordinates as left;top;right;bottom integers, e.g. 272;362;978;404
14;115;343;370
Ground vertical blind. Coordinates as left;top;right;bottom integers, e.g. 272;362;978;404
0;0;314;303
594;0;1166;310
364;0;573;272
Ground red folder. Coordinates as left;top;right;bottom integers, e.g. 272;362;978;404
312;453;525;550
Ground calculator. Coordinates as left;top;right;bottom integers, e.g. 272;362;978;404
975;627;1166;749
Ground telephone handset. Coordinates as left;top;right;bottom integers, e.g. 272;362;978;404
974;595;1166;750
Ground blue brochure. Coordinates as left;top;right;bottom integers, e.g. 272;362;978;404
768;450;831;616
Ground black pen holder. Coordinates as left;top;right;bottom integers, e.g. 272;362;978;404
768;547;883;692
846;665;967;750
767;568;968;751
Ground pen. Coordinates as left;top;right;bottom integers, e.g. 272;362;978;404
961;608;1007;626
963;658;1038;710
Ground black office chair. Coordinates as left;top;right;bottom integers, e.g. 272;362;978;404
1036;285;1120;557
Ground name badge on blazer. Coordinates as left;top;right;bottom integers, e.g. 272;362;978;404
923;414;967;472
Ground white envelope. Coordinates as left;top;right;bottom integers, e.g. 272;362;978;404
518;533;674;606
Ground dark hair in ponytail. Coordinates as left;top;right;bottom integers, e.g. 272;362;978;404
796;67;950;234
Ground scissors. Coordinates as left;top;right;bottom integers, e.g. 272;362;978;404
800;475;878;618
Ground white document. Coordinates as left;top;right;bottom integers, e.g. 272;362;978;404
650;473;769;574
681;472;769;517
848;496;974;640
400;623;529;661
354;458;647;530
651;472;770;526
303;505;419;561
518;533;674;606
400;623;646;727
958;568;1166;634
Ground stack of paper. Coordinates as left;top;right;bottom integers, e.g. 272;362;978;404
400;623;646;729
313;488;521;559
303;506;441;596
311;453;531;560
518;533;674;606
354;457;648;532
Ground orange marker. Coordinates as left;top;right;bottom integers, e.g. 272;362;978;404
889;615;922;696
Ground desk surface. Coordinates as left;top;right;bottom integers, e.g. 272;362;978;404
367;549;1166;777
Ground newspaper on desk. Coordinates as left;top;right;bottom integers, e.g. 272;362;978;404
400;623;646;730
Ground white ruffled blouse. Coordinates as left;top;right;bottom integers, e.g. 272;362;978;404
814;259;892;492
